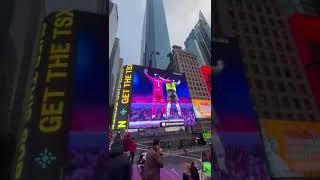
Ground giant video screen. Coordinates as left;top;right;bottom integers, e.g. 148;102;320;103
212;36;270;179
113;65;195;129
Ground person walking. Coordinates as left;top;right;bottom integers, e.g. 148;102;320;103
201;157;211;180
123;132;133;156
190;162;200;180
183;159;192;180
107;133;131;180
142;139;164;180
130;137;137;164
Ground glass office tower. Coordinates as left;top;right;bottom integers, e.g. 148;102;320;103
140;0;171;70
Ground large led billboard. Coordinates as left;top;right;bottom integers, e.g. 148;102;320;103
11;10;109;180
211;36;270;179
112;65;195;129
261;119;320;178
192;99;211;119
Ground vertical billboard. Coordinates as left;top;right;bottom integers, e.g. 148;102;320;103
11;10;109;180
211;36;270;179
112;65;195;129
261;119;320;178
288;14;320;112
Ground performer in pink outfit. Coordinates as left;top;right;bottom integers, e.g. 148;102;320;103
144;68;172;120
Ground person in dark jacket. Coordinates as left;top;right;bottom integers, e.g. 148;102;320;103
123;132;133;155
107;133;131;180
190;162;200;180
142;139;164;180
130;137;137;164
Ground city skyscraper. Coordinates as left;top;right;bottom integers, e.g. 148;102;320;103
212;0;320;122
140;0;171;70
185;11;211;66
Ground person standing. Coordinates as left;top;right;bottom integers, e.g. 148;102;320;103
142;139;164;180
123;132;133;156
183;160;192;180
190;162;200;180
201;157;211;180
163;77;182;118
130;137;137;164
144;68;172;120
107;133;131;180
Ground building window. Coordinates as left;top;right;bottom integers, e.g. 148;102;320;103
303;99;312;110
255;38;263;48
242;24;249;33
256;5;262;12
271;96;280;107
245;36;253;46
248;49;256;59
278;82;286;92
254;79;264;90
273;30;279;38
256;94;268;107
281;96;290;108
274;66;282;77
265;6;272;14
276;41;283;51
284;68;292;78
266;80;274;91
270;53;277;63
252;26;259;34
229;10;234;18
249;14;257;22
269;18;275;26
263;65;271;76
263;28;270;36
260;16;266;24
287;113;294;119
275;112;282;119
252;64;260;74
239;12;246;20
299;84;307;93
265;39;273;49
309;114;315;120
288;82;296;92
293;98;301;109
286;43;292;52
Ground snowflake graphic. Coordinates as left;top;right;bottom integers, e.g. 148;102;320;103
120;109;127;116
34;148;56;168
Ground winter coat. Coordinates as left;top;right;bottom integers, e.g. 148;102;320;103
107;139;131;180
142;148;164;180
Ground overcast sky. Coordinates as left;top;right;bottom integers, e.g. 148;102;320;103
112;0;211;66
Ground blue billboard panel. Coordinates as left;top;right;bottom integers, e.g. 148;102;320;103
212;36;270;179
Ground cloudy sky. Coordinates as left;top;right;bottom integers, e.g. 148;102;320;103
112;0;211;65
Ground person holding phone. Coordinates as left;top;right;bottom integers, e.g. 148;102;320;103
142;139;164;180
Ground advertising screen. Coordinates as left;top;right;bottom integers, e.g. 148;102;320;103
113;65;195;129
192;99;211;119
11;10;109;180
261;119;320;178
211;36;269;179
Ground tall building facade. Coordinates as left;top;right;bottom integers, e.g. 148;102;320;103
140;0;171;70
109;2;120;106
112;57;123;104
167;45;211;132
213;0;320;121
185;11;211;66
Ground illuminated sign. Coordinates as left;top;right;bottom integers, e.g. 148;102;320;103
192;99;211;119
112;65;195;129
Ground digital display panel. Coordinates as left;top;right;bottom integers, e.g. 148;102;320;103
113;65;195;129
192;99;211;119
261;119;320;178
211;36;270;179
